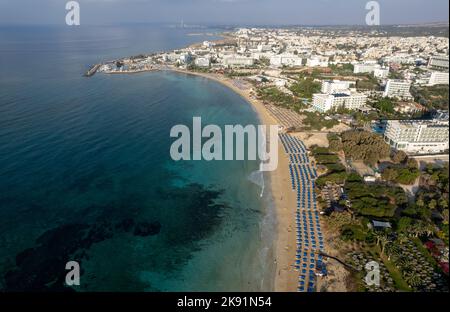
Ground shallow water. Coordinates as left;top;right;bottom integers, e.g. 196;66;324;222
0;25;275;291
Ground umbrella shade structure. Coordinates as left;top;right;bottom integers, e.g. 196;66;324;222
279;133;326;293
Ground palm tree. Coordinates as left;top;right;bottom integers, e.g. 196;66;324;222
408;224;425;238
423;223;436;237
385;243;400;261
404;271;422;289
373;230;390;257
379;234;390;257
396;256;410;269
397;233;409;245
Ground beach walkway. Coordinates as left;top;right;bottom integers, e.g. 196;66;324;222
279;133;326;293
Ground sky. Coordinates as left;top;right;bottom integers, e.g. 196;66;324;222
0;0;448;26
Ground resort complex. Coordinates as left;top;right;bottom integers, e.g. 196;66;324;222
86;25;449;293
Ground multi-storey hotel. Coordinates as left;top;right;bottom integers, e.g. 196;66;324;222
428;55;449;71
312;92;367;113
320;80;353;94
384;119;449;155
353;62;380;74
383;79;412;99
429;71;449;86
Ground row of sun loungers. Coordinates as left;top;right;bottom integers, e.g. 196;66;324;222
265;104;305;130
279;133;327;293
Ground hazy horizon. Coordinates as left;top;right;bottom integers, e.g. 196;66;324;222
0;0;448;26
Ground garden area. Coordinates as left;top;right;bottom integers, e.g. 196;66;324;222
256;86;305;112
412;85;449;110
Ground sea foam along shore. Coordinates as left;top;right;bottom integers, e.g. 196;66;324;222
166;68;300;292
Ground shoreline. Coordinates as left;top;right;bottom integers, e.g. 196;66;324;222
164;68;299;291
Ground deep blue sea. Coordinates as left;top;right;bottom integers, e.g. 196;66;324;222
0;25;275;291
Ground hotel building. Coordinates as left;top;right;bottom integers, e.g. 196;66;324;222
321;80;353;94
428;71;449;86
384;119;449;155
383;79;412;99
312;92;367;113
428;55;449;71
223;56;255;67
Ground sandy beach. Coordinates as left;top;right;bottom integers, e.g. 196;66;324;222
167;68;301;291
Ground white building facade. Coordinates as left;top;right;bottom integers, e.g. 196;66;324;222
270;54;303;68
384;119;449;155
383;79;412;99
429;72;449;86
194;57;211;68
428;55;449;70
312;92;367;113
353;62;380;74
306;56;329;67
321;80;353;94
223;56;254;67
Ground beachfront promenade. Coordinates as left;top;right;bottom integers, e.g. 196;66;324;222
279;133;326;293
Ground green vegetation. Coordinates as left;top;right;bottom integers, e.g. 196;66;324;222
317;133;448;291
301;112;339;131
328;133;343;152
415;164;449;244
187;64;210;73
355;74;379;90
341;130;390;165
312;146;348;187
345;181;407;218
382;167;420;185
328;63;355;76
289;78;321;100
380;254;412;291
373;98;395;114
412;85;449;110
381;158;420;185
256;87;305;111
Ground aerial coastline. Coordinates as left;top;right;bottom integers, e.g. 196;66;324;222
86;25;449;292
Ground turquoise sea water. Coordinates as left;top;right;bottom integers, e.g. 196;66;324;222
0;25;275;291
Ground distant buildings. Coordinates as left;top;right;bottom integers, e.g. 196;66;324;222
321;80;353;94
223;56;254;67
312;91;367;113
179;53;192;64
270;54;303;68
353;62;380;74
394;102;426;115
194;57;211;68
306;55;329;67
428;71;449;86
383;79;412;100
373;67;390;79
384;119;449;155
428;55;449;71
202;41;213;49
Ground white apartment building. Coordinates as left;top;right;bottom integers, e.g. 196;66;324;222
312;92;367;113
270;54;303;68
428;71;449;86
428;55;449;70
384;119;449;155
194;57;211;68
306;56;329;67
257;44;273;52
203;41;213;49
374;67;390;79
321;80;353;94
383;79;412;99
179;53;192;64
223;56;255;67
353;62;380;74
